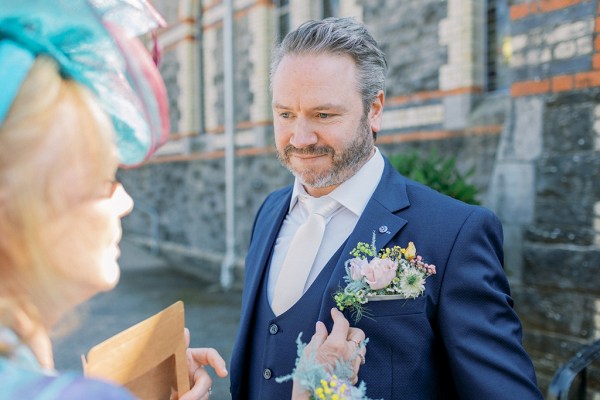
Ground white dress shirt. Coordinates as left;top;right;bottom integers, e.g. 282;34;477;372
267;147;385;305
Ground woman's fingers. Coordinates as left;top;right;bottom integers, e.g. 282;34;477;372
178;329;227;399
178;365;213;400
347;326;366;347
327;308;350;343
184;327;191;347
305;320;328;356
180;347;227;400
187;347;228;378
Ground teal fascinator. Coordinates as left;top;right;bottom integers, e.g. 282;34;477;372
0;0;169;167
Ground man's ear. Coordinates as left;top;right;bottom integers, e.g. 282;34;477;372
369;90;385;134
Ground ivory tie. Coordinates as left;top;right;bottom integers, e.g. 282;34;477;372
271;195;340;316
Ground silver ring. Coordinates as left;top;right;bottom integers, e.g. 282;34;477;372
351;339;362;348
208;387;213;396
359;353;365;365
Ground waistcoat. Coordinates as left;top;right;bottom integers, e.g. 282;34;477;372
245;245;344;399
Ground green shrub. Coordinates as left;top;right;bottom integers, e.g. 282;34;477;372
388;148;480;205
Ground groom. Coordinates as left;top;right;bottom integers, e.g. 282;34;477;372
230;17;543;399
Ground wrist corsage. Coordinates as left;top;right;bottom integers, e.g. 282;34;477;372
334;233;436;323
276;334;373;400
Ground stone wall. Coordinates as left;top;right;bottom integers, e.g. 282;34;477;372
364;0;449;96
120;150;291;283
497;0;600;394
517;89;600;393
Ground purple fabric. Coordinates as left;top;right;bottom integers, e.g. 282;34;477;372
0;359;135;400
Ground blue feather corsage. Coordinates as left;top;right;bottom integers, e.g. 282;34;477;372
276;333;376;400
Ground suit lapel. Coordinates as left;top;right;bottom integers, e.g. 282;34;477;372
320;160;411;320
238;188;291;330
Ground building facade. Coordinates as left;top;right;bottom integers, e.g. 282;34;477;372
120;0;600;394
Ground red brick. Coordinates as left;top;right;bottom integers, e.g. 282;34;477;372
575;71;600;88
595;36;600;51
552;75;574;92
511;80;551;97
593;53;600;69
510;3;531;20
237;146;277;157
539;0;580;13
530;2;539;13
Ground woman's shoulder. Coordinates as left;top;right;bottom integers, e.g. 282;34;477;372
0;358;135;400
47;373;137;400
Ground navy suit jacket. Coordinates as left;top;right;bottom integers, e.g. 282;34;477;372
231;159;543;399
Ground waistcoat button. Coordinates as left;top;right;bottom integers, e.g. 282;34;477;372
263;368;272;380
269;323;279;335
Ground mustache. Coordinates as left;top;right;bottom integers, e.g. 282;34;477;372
283;144;334;157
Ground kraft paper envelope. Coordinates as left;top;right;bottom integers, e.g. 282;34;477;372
82;301;190;400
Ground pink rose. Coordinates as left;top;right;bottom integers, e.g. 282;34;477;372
362;258;398;290
349;257;369;281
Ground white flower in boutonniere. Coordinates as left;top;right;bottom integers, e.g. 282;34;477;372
334;233;436;322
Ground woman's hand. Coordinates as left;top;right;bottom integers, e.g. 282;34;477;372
309;308;366;383
173;328;228;400
291;308;366;399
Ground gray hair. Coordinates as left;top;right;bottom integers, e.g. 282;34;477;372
270;17;388;115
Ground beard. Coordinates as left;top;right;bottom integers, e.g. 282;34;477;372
277;117;374;189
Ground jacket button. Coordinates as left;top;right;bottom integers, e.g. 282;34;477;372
263;368;272;380
269;323;279;335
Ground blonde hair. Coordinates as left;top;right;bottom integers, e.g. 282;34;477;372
0;57;117;340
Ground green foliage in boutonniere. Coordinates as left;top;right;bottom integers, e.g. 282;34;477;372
334;233;436;322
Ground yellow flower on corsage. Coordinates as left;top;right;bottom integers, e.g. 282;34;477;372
315;375;349;400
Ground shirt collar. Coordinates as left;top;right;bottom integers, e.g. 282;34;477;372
288;147;385;215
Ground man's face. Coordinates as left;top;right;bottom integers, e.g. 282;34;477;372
271;53;383;196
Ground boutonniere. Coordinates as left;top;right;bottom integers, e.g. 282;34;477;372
334;233;436;322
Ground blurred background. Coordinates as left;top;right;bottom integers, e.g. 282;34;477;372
58;0;600;398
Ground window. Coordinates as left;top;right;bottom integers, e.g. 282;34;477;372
321;0;339;18
275;0;290;42
486;0;510;91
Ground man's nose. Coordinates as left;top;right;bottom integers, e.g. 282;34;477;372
290;118;318;148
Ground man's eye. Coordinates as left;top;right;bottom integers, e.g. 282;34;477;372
317;113;330;119
280;112;291;118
